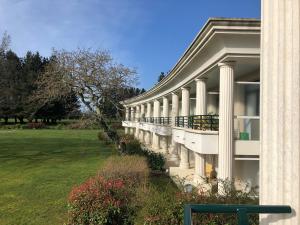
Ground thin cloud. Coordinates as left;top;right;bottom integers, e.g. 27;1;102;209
0;0;148;65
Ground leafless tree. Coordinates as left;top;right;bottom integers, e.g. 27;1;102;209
32;48;137;142
0;31;11;53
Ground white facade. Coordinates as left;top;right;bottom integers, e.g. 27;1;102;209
122;18;261;189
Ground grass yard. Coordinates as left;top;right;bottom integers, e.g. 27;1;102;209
0;129;114;225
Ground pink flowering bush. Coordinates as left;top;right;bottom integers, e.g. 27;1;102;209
67;175;136;225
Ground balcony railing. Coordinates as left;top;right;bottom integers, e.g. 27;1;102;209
140;117;171;125
175;115;219;131
184;204;291;225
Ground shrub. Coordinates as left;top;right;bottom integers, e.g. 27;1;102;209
67;155;151;225
67;118;99;129
98;131;113;145
98;155;150;187
109;121;123;130
143;149;165;171
26;122;47;129
67;175;136;225
120;134;138;146
139;179;259;225
119;135;165;171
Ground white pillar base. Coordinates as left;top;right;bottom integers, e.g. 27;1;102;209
139;130;144;143
160;136;168;154
194;153;206;184
169;141;180;163
179;145;190;169
145;131;151;146
152;133;160;150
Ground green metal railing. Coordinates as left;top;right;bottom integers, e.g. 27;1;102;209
175;115;219;131
184;204;291;225
141;117;171;125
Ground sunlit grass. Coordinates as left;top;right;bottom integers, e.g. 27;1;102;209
0;130;113;225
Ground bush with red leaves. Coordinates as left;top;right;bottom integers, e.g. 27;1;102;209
67;175;136;225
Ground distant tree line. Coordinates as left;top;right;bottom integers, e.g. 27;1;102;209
0;33;145;124
0;49;81;124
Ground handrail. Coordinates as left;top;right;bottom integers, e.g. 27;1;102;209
175;115;219;131
184;204;292;225
140;117;171;125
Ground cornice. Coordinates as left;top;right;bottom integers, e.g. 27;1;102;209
122;18;261;106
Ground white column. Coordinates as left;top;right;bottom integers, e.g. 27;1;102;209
131;107;135;121
217;62;235;181
161;97;169;153
140;104;145;118
135;105;140;138
125;107;129;120
146;102;152;118
152;100;160;150
195;78;207;115
139;104;145;142
260;1;300;224
169;92;180;162
181;87;190;116
180;145;190;169
194;78;207;183
130;107;135;135
145;102;152;145
125;107;129;134
162;97;169;118
135;105;140;121
180;87;190;169
171;92;179;126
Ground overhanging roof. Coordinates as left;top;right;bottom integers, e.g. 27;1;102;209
122;18;261;106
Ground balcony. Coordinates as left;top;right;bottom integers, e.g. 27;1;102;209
140;117;171;125
138;117;172;136
175;115;219;131
173;115;219;154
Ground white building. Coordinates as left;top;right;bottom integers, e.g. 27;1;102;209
121;18;261;189
121;0;300;221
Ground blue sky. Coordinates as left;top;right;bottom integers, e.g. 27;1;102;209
0;0;260;90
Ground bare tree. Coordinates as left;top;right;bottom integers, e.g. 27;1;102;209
31;48;137;142
0;31;11;53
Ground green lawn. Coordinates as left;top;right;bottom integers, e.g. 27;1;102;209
0;129;113;225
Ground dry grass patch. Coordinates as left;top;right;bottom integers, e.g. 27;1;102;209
98;155;150;187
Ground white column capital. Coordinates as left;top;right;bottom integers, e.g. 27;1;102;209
181;86;191;91
218;61;236;68
171;91;179;97
195;77;208;82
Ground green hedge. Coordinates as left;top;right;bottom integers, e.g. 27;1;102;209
120;134;165;171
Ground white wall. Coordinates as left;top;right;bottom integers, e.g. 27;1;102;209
234;160;259;190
